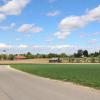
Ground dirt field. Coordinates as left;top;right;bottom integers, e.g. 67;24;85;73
0;59;100;64
0;59;49;64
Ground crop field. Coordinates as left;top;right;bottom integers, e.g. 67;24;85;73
11;64;100;89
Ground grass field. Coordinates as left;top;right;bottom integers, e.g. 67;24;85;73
11;64;100;89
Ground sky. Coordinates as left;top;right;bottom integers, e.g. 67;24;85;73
0;0;100;54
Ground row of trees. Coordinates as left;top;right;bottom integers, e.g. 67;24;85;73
74;50;88;57
0;54;15;60
0;53;68;60
0;49;100;60
73;49;100;58
24;50;100;59
21;52;68;59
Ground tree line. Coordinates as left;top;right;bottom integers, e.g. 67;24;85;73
73;49;100;57
0;49;100;60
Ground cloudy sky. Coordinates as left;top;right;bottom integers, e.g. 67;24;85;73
0;0;100;54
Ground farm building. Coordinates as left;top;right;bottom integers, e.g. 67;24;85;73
15;56;27;60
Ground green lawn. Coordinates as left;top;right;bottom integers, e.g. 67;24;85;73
11;64;100;89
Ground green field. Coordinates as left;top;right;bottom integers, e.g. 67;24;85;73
11;64;100;89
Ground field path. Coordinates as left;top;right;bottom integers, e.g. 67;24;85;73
0;65;100;100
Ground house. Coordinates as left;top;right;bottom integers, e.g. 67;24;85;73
49;58;62;63
15;56;27;60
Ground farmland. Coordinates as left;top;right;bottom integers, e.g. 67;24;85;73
11;64;100;89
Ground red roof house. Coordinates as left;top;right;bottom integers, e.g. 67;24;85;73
15;56;27;60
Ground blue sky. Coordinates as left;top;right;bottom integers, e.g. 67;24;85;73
0;0;100;54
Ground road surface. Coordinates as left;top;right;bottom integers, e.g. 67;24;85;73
0;65;100;100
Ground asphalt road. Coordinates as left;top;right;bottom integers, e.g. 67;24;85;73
0;65;100;100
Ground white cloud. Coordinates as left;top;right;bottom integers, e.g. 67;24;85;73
54;31;70;39
31;45;75;54
0;43;12;48
0;23;16;30
17;24;43;33
0;14;6;21
54;5;100;39
0;44;99;54
0;43;75;54
0;43;28;49
0;0;30;15
18;44;28;48
49;45;74;49
17;24;33;33
46;11;60;17
32;45;74;49
0;0;30;21
31;26;43;33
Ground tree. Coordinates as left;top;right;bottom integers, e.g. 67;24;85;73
25;52;33;59
83;50;88;57
8;54;15;60
94;52;99;57
77;49;83;57
74;53;77;57
1;54;7;60
0;55;2;60
48;53;58;58
60;53;67;58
